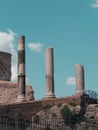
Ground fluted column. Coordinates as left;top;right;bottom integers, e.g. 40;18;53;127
76;64;85;95
17;36;26;101
45;48;55;98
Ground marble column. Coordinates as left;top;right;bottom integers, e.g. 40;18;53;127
45;48;55;98
76;64;85;95
17;36;26;101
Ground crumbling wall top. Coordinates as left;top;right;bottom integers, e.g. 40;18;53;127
0;51;11;81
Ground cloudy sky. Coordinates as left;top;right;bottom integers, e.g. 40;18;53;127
0;0;98;99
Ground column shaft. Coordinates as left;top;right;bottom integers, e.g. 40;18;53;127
76;64;85;95
45;48;55;98
17;36;26;101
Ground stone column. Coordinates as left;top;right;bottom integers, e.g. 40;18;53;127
45;48;55;98
17;36;26;102
76;64;85;95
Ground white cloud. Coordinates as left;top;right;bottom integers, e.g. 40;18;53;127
91;0;98;8
0;29;17;82
66;77;76;86
11;65;17;81
26;77;29;84
28;42;43;52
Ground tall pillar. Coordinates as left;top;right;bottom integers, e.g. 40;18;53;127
76;64;85;95
45;48;55;98
17;36;26;102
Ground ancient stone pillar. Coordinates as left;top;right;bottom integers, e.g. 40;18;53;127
76;64;85;95
45;48;55;98
17;36;26;101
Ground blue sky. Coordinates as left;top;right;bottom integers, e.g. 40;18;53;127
0;0;98;99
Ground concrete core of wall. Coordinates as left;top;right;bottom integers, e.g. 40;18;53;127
0;51;11;81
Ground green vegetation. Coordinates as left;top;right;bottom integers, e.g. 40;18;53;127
52;112;57;117
60;105;72;125
43;104;52;110
34;115;40;123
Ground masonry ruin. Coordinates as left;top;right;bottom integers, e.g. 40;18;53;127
0;35;97;130
0;51;11;81
0;35;95;103
0;37;34;104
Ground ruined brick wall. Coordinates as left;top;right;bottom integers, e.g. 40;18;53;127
0;94;97;121
0;51;11;81
0;81;34;104
0;95;83;118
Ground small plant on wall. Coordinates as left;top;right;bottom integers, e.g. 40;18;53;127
60;105;72;125
34;115;40;123
43;104;52;110
52;112;57;118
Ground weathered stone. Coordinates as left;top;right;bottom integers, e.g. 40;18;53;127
45;48;55;98
17;36;26;102
76;64;85;95
85;104;98;123
0;80;34;104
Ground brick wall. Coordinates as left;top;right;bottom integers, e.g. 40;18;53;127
0;94;96;120
0;51;11;81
